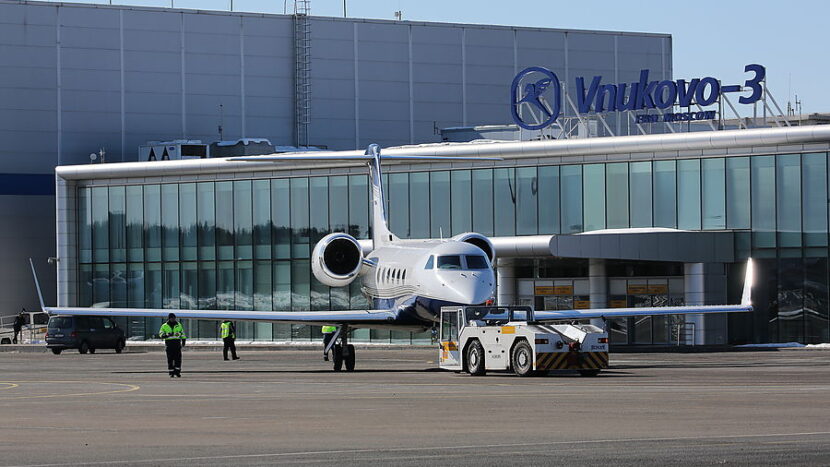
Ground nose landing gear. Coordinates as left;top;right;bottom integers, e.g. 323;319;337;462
323;325;356;372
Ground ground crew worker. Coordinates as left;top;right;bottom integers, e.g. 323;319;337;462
12;311;25;344
322;325;337;361
220;319;239;361
158;313;186;378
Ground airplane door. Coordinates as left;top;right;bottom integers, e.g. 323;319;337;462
439;309;461;370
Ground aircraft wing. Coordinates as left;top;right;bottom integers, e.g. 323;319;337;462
44;307;404;329
534;304;751;321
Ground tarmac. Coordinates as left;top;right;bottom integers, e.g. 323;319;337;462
1;346;830;466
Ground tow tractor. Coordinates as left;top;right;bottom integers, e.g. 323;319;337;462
438;306;609;376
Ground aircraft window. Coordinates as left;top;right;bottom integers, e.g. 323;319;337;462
465;255;489;269
437;255;462;270
424;256;434;269
402;270;407;282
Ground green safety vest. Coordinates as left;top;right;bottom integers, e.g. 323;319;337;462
159;322;186;340
321;325;337;334
220;321;235;339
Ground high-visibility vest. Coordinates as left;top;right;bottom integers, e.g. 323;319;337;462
220;321;235;339
321;325;337;334
159;322;186;340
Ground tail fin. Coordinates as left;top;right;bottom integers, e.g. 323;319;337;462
365;144;398;248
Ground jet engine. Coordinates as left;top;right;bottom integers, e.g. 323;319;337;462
312;233;365;287
451;232;496;263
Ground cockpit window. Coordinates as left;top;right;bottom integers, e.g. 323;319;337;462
465;255;489;269
437;255;462;270
424;256;434;269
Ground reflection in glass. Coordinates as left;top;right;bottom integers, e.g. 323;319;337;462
254;260;272;311
110;263;127;308
451;170;472;235
776;155;801;248
216;181;234;260
329;175;348;235
162;263;179;309
726;158;750;229
560;165;582;233
252;180;271;259
677;159;701;230
273;261;291;311
198;261;216;310
409;172;429;238
109;186;126;262
179;184;196;261
197;183;215;260
79;264;93;306
702;158;725;230
348;175;368;240
180;262;197;309
751;156;776;248
126;186;144;262
292;259;310;311
92;187;109;263
494;168;516;236
79;188;93;263
217;261;235;310
778;257;804;342
161;184;179;261
430;171;451;237
804;257;829;343
802;153;828;247
388;173;410;237
653;160;676;228
128;263;144;308
606;162;629;229
582;164;605;231
516;167;538;235
144;263;161;309
538;166;560;234
271;179;290;259
309;177;329;246
472;169;494;236
236;260;253;311
234;180;253;260
143;185;161;262
629;161;652;228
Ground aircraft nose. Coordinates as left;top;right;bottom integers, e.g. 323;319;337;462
446;271;495;304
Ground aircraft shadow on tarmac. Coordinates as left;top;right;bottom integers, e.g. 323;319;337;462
110;368;635;377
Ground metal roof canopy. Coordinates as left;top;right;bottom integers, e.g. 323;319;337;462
551;229;735;263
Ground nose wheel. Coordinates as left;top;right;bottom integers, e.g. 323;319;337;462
325;325;356;372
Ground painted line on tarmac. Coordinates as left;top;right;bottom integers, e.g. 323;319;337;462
0;383;19;391
0;381;140;401
9;431;830;466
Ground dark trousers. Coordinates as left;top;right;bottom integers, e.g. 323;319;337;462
165;340;182;375
223;337;237;360
13;329;20;344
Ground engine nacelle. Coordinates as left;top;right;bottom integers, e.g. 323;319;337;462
312;233;365;287
451;232;496;263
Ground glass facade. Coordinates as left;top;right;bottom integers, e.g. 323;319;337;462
77;152;830;344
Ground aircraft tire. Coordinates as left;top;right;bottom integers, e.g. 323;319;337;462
345;344;356;371
466;340;486;376
332;344;343;371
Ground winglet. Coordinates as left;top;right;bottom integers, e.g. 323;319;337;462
740;258;754;307
29;257;47;312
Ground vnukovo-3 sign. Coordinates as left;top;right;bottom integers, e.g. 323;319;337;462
510;64;766;130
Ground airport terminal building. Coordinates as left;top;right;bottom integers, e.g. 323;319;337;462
4;1;830;346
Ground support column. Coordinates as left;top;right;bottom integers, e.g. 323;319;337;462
496;258;516;306
589;258;607;328
684;263;705;345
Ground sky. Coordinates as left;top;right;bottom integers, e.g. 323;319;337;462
70;0;829;114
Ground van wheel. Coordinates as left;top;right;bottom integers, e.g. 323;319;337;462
511;341;535;377
115;340;125;354
51;348;62;355
78;341;89;354
466;340;486;376
89;348;96;354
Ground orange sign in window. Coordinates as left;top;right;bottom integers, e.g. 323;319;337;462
609;299;628;308
647;284;668;294
534;285;574;296
574;300;591;309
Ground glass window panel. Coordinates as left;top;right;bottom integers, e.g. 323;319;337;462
92;187;109;263
197;182;215;260
516;167;538;235
217;261;235;310
777;154;802;248
198;261;216;310
350;280;369;310
273;261;291;311
254;260;272;311
127;263;144;308
253;180;271;259
215;181;234;260
79;264;93;306
162;263;180;309
430;171;451;237
451;170;472;235
143;185;161;262
311;277;330;311
236;260;253;311
702;158;726;230
108;186;126;262
629;161;652;228
234;180;253;260
126;186;144;262
653;160;677;228
79;188;93;263
494;168;516;236
330;279;350;310
255;322;273;341
471;169;494;236
144;263;161;309
291;178;310;257
802;153;827;247
329;176;349;234
677;159;701;230
110;263;127;308
180;262;197;309
272;179;290;259
161;184;179;261
560;165;583;233
606;163;629;229
292;259;310;311
538;166;560;234
348;175;369;240
583;164;605;231
93;264;109;306
778;257;804;342
804;256;829;344
752;156;776;248
309;177;329;246
388;173;410;237
726;157;750;229
409;172;430;238
179;183;197;261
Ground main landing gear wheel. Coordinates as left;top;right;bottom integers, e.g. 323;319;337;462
332;344;343;371
511;341;535;377
345;344;356;371
466;340;486;376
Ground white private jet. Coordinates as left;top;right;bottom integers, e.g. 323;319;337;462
42;144;753;371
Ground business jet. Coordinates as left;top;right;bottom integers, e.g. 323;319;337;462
41;144;753;371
